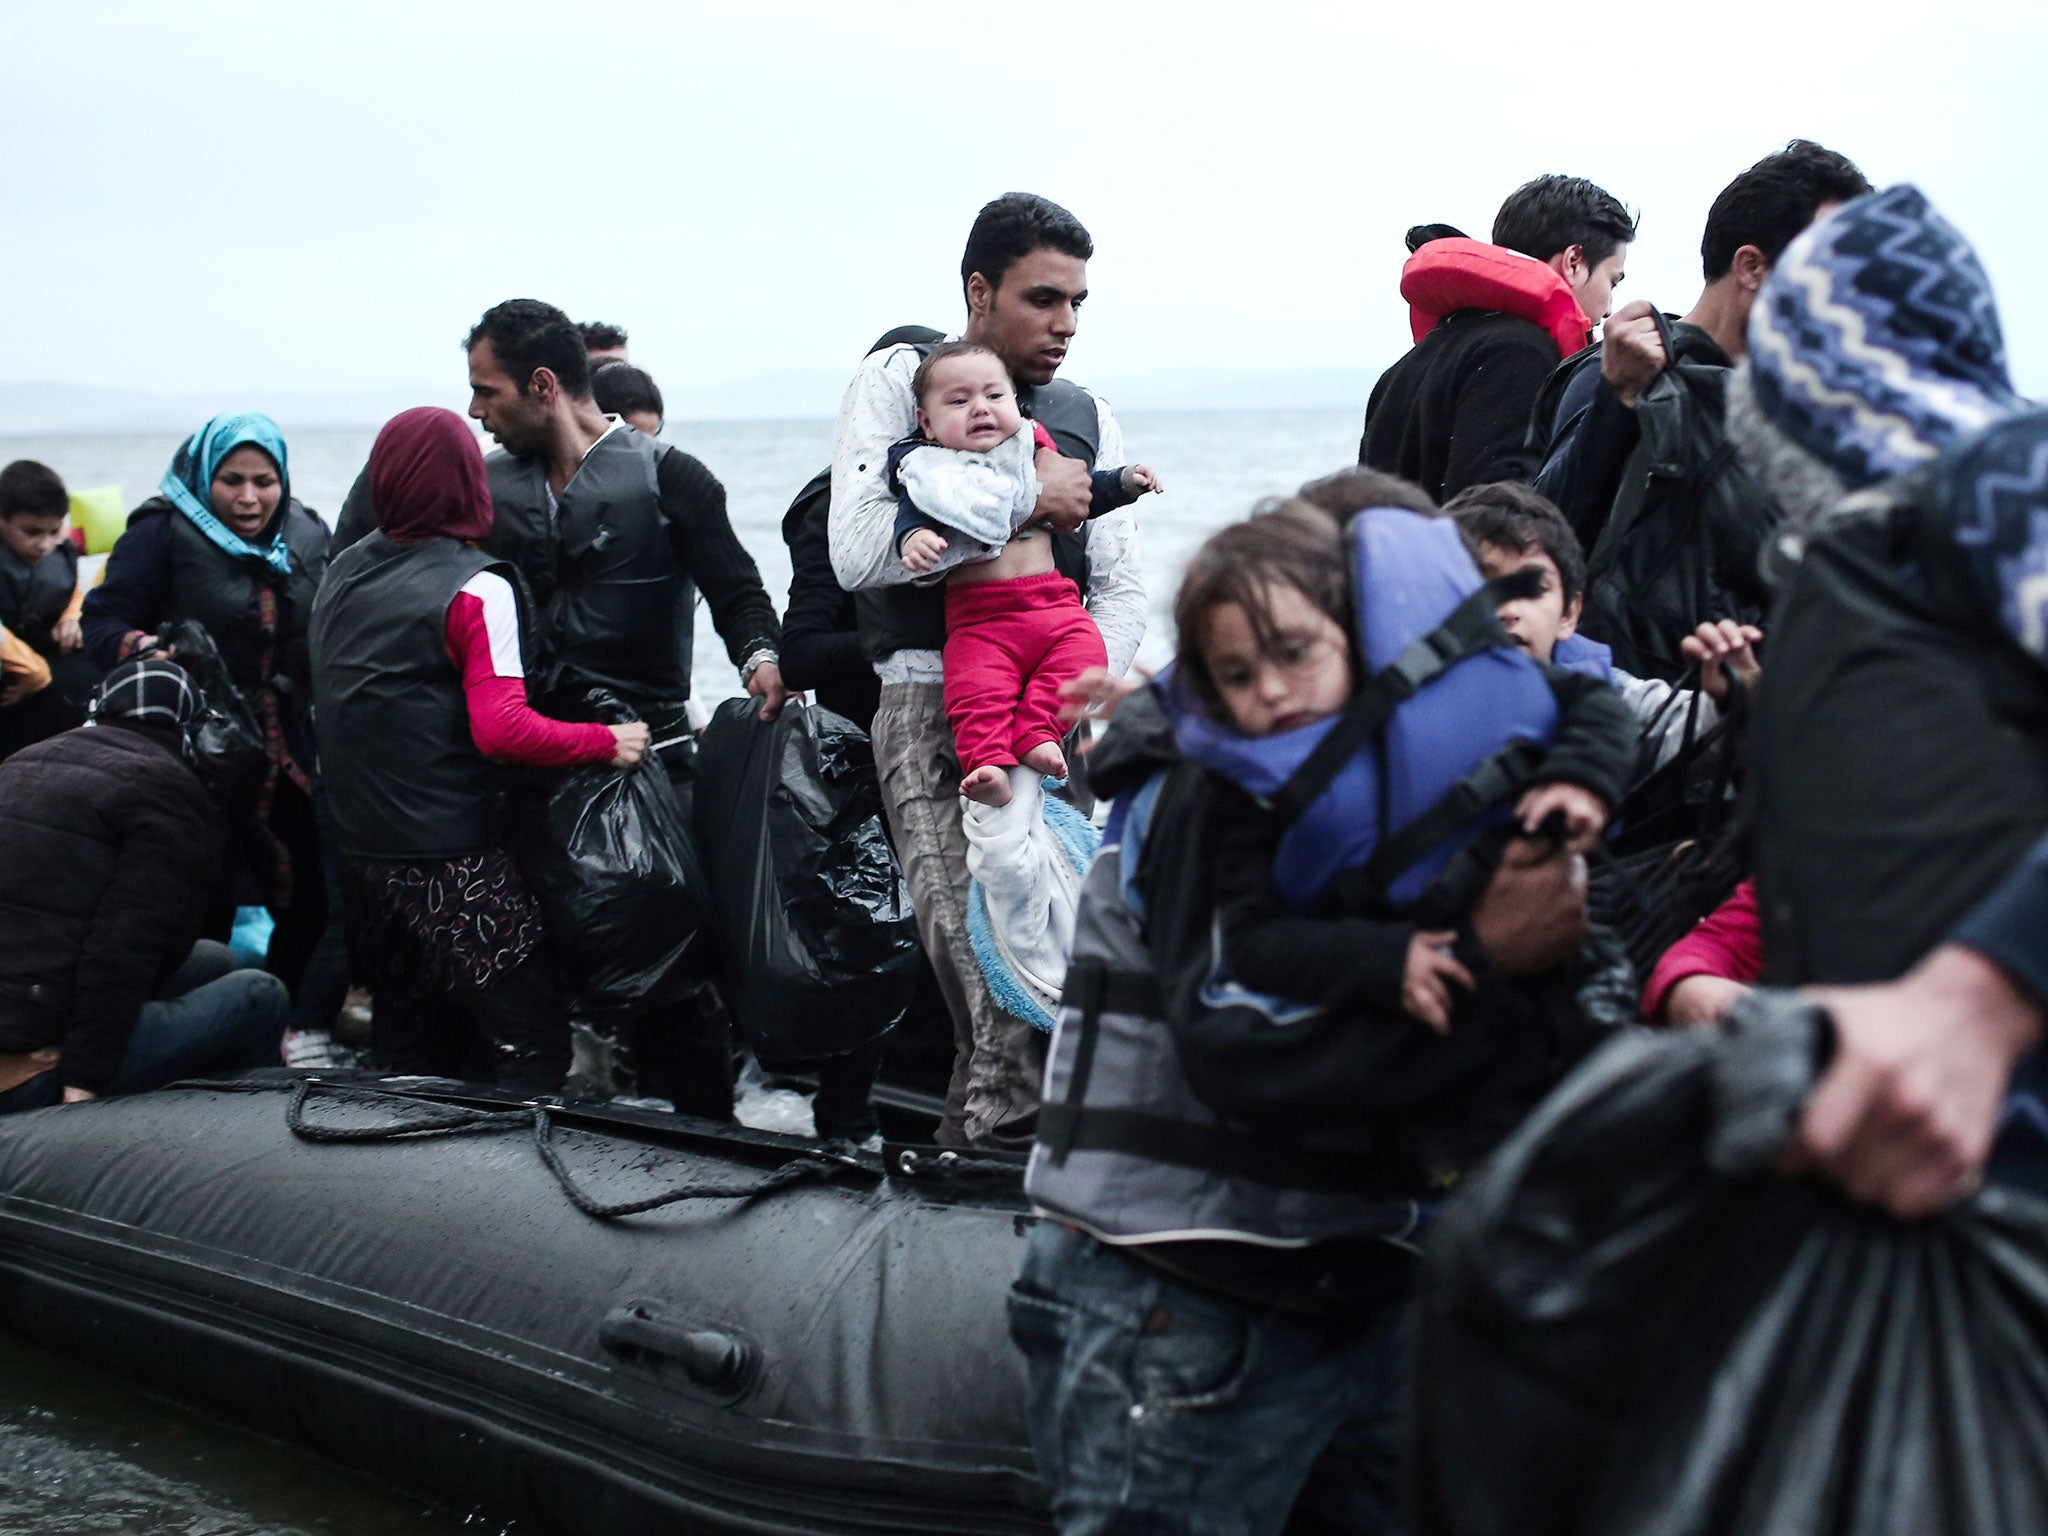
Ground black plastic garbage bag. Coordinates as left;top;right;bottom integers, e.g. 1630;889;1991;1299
1413;990;2048;1536
153;619;266;802
694;698;919;1065
530;695;711;1017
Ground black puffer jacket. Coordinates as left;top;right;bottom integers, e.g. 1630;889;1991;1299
0;723;219;1092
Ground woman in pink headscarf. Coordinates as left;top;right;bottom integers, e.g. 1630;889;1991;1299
309;408;648;1092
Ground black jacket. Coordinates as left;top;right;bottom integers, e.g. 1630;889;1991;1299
1531;322;1782;682
1361;310;1561;501
778;469;880;729
0;722;219;1092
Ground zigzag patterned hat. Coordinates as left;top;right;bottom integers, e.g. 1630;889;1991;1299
1744;183;2018;490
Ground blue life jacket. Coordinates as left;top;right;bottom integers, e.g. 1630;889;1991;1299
1165;508;1560;913
1552;631;1615;681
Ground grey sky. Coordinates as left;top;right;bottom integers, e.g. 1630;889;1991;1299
4;0;2043;415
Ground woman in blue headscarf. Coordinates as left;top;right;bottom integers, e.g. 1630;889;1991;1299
83;413;333;1026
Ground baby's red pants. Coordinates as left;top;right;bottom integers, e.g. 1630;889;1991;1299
941;572;1107;776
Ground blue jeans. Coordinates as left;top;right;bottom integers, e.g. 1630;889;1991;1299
1009;1222;1408;1536
0;941;289;1113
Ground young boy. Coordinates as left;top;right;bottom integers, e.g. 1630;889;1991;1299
889;341;1159;805
0;460;96;760
1445;481;1760;765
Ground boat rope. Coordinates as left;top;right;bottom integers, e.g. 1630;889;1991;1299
190;1078;846;1220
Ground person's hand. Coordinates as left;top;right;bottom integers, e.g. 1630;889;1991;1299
53;617;83;653
1468;835;1588;976
747;660;797;721
1663;973;1751;1027
1056;664;1149;730
608;721;651;767
1515;781;1607;853
901;528;948;574
61;1085;97;1104
0;675;22;708
1683;619;1764;703
1793;945;2042;1219
1600;300;1669;407
1125;465;1164;495
123;630;172;660
1403;929;1476;1034
1034;450;1092;531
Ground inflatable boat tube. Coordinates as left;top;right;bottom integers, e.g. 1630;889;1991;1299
0;1074;1049;1534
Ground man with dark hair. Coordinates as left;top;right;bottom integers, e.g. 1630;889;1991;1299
1531;140;1871;679
829;192;1145;1148
1361;173;1636;500
578;320;628;365
591;362;664;437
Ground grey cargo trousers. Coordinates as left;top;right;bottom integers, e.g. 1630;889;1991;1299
871;682;1046;1147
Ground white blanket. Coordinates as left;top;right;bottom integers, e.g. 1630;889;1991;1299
962;768;1086;1024
896;421;1041;556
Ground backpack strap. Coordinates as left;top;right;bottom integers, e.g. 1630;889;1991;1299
1042;958;1164;1167
1270;567;1544;826
1033;1102;1412;1195
1358;737;1550;896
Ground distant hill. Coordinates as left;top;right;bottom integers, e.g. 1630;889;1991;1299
0;363;1386;436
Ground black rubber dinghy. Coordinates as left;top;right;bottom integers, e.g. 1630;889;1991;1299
0;1073;1050;1534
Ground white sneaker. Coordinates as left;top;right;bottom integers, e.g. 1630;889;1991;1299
281;1030;344;1070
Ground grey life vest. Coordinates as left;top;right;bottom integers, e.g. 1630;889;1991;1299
0;539;78;652
309;534;517;860
483;430;694;716
1025;771;1423;1248
854;363;1099;662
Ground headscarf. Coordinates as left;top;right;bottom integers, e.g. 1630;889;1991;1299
159;412;295;576
367;407;495;544
1731;184;2019;524
87;657;201;732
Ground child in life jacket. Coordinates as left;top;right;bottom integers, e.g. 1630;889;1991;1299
0;460;97;761
1166;498;1637;1172
889;341;1158;806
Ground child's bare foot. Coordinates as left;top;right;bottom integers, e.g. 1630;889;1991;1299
1020;740;1068;780
961;765;1013;806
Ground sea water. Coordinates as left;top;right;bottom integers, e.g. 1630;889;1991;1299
0;408;1364;1534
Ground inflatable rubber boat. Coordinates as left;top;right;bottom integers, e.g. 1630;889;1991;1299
0;1073;1048;1535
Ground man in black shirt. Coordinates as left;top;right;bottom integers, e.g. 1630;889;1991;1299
1361;174;1635;500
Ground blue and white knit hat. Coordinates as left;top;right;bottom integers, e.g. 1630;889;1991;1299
1734;183;2018;516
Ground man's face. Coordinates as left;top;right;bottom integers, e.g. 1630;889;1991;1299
1475;541;1580;664
964;247;1087;388
468;340;552;457
0;511;66;566
1560;243;1628;325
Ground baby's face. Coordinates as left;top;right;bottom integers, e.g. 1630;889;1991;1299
916;353;1024;452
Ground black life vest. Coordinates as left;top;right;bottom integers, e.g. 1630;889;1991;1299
849;348;1099;662
152;498;329;704
482;430;695;720
0;540;78;652
1754;469;2048;984
309;534;519;860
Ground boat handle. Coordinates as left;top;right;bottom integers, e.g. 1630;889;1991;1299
600;1303;754;1395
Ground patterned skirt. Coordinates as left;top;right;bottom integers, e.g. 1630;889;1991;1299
343;846;547;995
